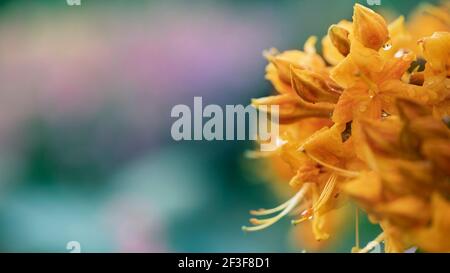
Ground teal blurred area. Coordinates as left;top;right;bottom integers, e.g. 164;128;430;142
0;0;437;252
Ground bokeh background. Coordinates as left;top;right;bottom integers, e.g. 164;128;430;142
0;0;440;252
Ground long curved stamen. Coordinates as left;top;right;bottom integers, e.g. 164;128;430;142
291;174;337;225
312;174;337;211
291;209;313;225
249;198;292;216
242;183;311;232
306;152;360;177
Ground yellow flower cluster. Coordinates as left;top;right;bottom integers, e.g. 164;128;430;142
243;3;450;253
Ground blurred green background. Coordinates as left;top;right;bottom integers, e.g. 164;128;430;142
0;0;439;252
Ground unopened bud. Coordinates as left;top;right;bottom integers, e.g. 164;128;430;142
353;4;389;50
328;24;351;56
291;68;342;104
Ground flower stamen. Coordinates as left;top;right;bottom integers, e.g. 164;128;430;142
305;152;360;177
242;183;311;232
312;174;337;211
291;174;337;225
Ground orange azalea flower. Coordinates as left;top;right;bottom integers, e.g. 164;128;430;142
345;99;450;252
252;37;340;123
244;2;450;253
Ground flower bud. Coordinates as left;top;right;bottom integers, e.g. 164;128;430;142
328;24;351;56
353;4;389;50
291;68;341;104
